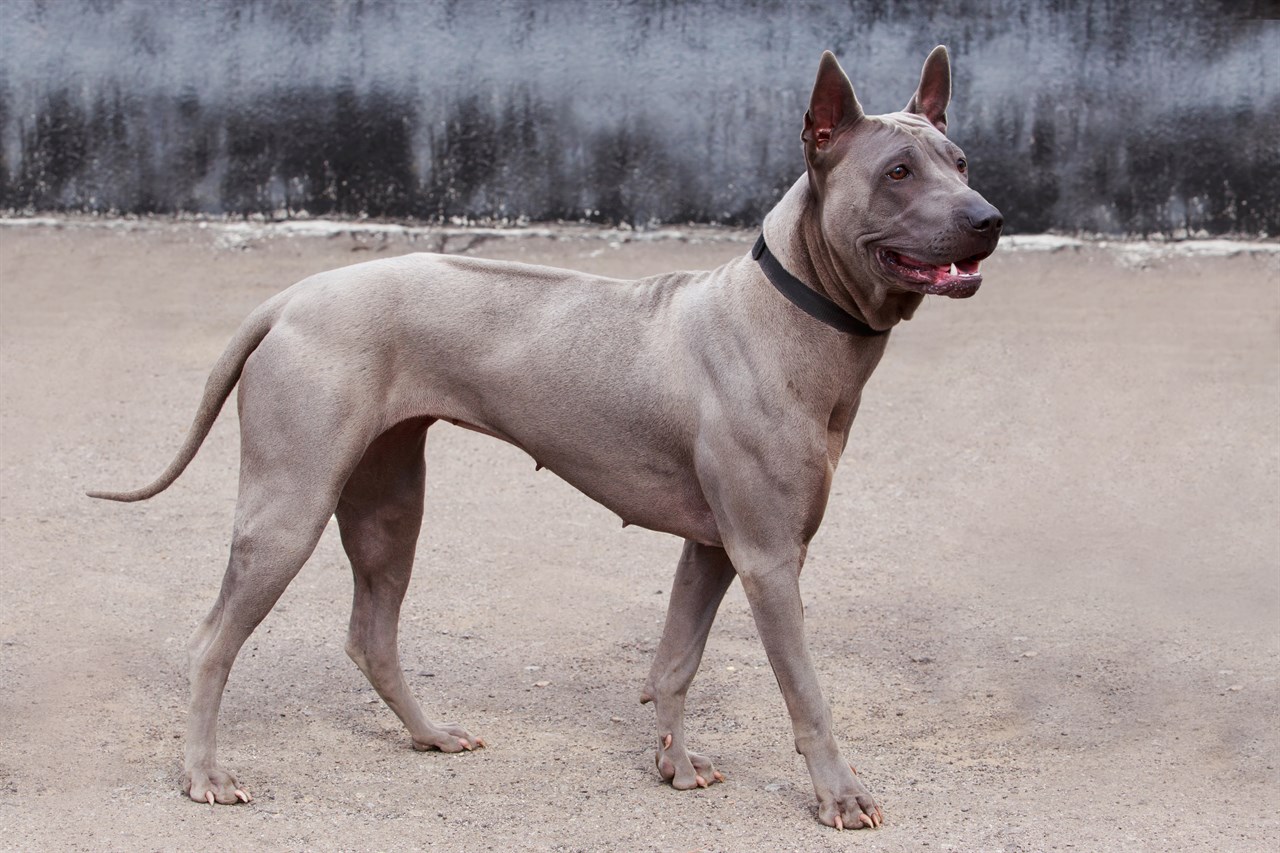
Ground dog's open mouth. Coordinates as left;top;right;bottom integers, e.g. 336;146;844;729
877;249;986;298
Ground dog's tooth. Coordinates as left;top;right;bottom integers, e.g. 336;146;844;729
949;262;958;276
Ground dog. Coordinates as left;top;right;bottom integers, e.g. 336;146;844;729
90;46;1001;829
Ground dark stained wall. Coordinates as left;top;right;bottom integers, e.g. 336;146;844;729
1;0;1276;234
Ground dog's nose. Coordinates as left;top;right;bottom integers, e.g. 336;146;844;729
965;201;1004;236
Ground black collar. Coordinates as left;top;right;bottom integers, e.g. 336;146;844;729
752;234;888;337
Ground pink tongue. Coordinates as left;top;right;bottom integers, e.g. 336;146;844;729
895;253;982;287
897;254;947;280
904;255;983;282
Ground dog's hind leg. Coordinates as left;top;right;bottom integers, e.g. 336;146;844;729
183;350;382;805
336;418;483;754
183;461;353;805
641;540;736;789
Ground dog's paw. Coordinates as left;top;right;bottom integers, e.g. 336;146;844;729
655;732;725;790
411;722;485;753
814;762;881;830
184;765;251;805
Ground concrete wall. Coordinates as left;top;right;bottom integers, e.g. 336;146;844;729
1;0;1276;234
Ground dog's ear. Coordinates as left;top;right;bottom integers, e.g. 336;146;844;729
803;51;863;156
904;45;951;134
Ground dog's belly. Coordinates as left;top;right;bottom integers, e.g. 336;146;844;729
541;444;723;548
442;414;723;548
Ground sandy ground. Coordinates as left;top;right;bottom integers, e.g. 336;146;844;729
0;221;1277;852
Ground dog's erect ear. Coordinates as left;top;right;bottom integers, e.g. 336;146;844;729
904;45;951;134
803;51;863;155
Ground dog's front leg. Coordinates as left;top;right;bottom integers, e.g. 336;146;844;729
642;540;736;789
738;557;883;830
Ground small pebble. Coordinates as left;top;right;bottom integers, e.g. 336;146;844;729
534;680;551;687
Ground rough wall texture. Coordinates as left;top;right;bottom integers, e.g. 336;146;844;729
1;0;1276;234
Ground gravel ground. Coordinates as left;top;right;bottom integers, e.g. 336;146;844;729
1;221;1277;851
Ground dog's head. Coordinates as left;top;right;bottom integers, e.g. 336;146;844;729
802;47;1002;299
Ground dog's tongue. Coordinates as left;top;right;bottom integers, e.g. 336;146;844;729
898;253;980;285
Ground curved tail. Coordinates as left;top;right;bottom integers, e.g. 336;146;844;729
86;295;286;503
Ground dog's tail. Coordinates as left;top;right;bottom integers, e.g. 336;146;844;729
86;295;287;503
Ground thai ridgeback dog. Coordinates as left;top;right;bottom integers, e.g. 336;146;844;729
90;46;1002;829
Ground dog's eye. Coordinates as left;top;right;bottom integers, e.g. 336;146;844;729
957;158;968;174
887;165;910;181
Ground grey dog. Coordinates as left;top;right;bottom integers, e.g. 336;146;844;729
91;46;1001;829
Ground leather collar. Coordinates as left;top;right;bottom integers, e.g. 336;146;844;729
752;234;888;337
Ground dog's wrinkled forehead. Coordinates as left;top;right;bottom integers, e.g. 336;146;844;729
885;111;946;138
850;113;956;161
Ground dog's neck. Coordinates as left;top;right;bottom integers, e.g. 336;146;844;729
762;176;924;331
